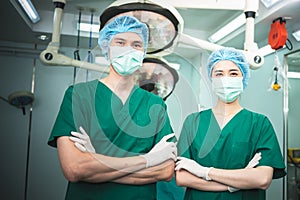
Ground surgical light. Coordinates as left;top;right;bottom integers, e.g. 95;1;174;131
208;13;245;43
99;0;183;55
292;29;300;41
135;58;179;100
17;0;40;23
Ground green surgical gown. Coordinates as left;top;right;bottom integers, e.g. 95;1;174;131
177;109;286;200
48;80;173;200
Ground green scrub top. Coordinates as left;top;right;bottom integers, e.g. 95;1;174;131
48;80;173;200
177;109;286;200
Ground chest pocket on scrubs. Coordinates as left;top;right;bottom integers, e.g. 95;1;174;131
230;142;253;168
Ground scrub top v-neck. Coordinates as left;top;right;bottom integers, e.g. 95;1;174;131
48;79;173;200
177;108;286;200
211;108;243;131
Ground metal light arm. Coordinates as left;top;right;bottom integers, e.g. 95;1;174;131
179;33;223;52
178;0;264;69
40;0;109;73
178;32;264;69
244;0;258;52
40;0;263;71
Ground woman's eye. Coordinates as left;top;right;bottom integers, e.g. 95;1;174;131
215;73;223;77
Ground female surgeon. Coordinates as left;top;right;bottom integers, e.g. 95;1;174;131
175;47;286;200
48;16;177;200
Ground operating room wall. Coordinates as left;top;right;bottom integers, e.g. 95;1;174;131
1;39;300;200
0;41;71;200
0;44;39;200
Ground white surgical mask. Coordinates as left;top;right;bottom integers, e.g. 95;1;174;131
109;46;144;76
212;77;243;103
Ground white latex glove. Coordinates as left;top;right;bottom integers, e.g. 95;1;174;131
141;133;177;168
175;157;212;181
228;152;262;192
246;152;262;168
69;126;96;153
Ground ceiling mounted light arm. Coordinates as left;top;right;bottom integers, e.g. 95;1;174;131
243;0;264;69
244;0;258;52
40;0;108;73
178;32;264;69
101;0;264;69
237;0;261;68
179;33;223;52
178;0;264;69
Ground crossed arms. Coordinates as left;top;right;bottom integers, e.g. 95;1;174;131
57;133;176;185
57;128;274;190
175;155;273;192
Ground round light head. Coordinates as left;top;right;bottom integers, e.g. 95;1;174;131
100;0;183;56
8;91;34;108
134;57;179;100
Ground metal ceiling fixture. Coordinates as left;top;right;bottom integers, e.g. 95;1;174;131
98;0;264;69
40;0;265;71
40;0;108;72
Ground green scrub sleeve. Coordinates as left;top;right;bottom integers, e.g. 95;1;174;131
256;116;286;179
48;86;76;148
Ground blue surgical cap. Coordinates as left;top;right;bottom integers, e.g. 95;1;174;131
207;47;250;89
98;15;149;58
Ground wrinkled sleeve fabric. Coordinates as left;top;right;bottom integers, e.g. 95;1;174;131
48;86;76;148
255;116;286;179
